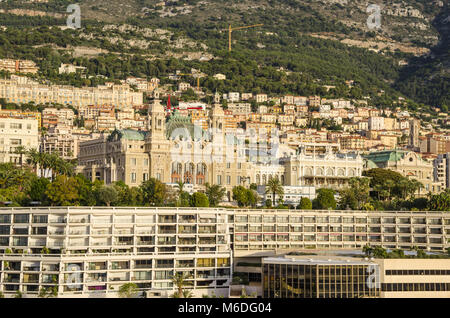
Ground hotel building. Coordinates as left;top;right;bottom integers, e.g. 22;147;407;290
232;209;450;255
0;207;232;298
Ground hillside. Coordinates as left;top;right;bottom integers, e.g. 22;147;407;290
0;0;447;110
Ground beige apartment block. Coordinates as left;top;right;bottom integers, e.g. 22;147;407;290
41;108;75;128
0;59;38;74
0;78;143;109
41;125;78;160
377;259;450;298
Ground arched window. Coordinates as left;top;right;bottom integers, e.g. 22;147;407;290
348;169;356;177
304;167;313;176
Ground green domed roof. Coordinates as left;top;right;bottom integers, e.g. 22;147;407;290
165;110;207;140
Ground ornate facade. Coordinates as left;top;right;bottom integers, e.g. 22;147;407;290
78;100;364;200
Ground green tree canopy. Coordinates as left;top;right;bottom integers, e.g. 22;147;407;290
297;197;312;210
313;188;336;210
45;175;79;206
140;178;167;206
190;192;209;207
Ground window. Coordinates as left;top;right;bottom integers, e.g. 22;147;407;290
226;175;231;185
197;258;214;267
131;172;136;183
14;214;29;223
144;159;149;166
10;139;22;146
154;270;173;280
217;175;222;185
131;158;137;165
217;258;230;267
10;123;22;129
143;173;149;182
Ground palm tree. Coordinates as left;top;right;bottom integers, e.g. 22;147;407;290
175;181;185;206
384;179;395;201
26;148;40;173
171;272;192;298
265;178;284;207
13;145;26;168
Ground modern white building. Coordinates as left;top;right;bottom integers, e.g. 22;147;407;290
257;185;316;206
0;207;232;298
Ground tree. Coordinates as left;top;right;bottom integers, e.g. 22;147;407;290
233;186;248;207
96;185;118;206
45;175;79;206
372;246;388;258
27;177;50;204
190;192;209;207
14;290;23;298
205;183;226;207
339;177;370;210
265;178;284;207
313;188;336;210
362;244;373;257
140;178;167;206
75;174;96;206
118;283;139;298
113;181;133;206
297;197;312;210
171;272;192;298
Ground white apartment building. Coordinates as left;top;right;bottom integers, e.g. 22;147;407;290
257;185;316;206
227;92;240;103
368;116;385;131
256;94;267;103
232;209;450;256
125;77;149;91
58;64;87;75
227;103;251;115
0;117;39;164
0;207;232;298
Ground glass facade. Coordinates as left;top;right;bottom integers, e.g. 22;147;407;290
263;262;380;298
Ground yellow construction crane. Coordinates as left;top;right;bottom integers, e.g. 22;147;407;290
177;73;201;90
223;24;264;51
